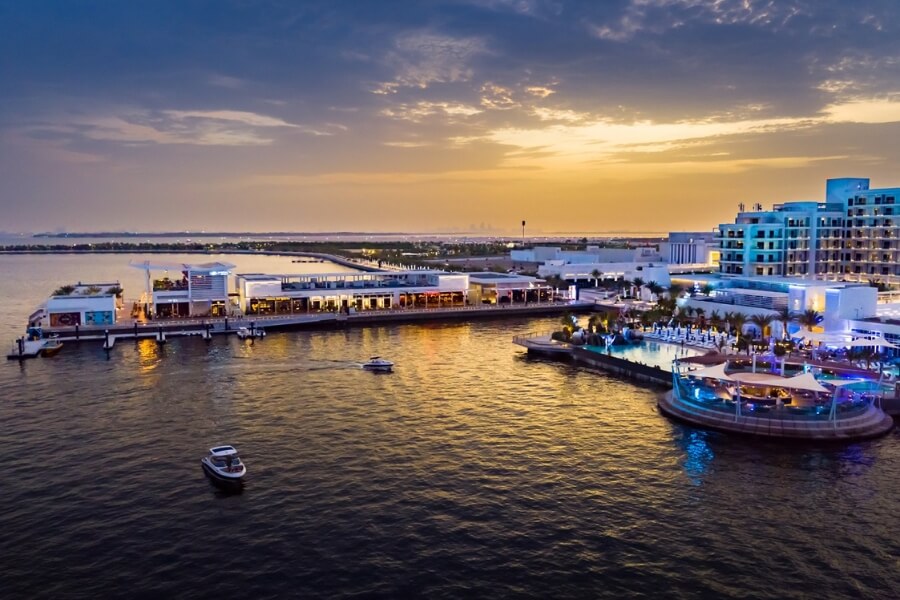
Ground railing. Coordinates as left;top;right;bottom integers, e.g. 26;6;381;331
512;331;556;344
673;377;874;421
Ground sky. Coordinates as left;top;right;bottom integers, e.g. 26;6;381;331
2;0;900;235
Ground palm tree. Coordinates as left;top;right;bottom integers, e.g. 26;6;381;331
590;269;603;288
700;283;714;296
694;307;707;330
683;306;696;322
775;306;795;340
645;281;664;302
559;313;576;337
624;306;640;327
587;313;602;333
631;277;645;299
667;283;685;299
750;313;775;341
799;309;821;331
728;312;749;337
708;310;723;332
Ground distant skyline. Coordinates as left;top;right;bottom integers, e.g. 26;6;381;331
2;1;900;234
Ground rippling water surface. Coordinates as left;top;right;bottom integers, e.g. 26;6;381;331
1;256;899;599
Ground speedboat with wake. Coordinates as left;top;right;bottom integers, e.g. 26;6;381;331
362;356;394;372
201;445;246;487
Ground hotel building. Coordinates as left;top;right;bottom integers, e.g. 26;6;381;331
716;177;900;284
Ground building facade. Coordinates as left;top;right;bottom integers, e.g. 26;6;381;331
716;177;900;285
659;232;718;266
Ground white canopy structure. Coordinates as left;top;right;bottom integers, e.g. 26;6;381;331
686;363;733;381
847;338;898;349
684;362;831;393
782;372;830;394
796;331;849;346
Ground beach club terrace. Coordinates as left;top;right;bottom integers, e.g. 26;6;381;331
235;270;552;315
130;260;234;319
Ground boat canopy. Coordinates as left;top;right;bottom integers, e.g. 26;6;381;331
210;446;238;456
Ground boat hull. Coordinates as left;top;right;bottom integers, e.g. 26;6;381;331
41;343;64;357
201;460;245;488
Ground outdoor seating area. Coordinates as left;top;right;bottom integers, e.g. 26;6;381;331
642;324;735;351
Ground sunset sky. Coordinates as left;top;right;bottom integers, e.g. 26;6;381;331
2;1;900;235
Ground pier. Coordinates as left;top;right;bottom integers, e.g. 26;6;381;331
36;301;594;349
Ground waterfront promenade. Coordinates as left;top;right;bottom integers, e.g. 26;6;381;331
38;300;594;345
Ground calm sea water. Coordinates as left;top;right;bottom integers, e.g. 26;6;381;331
1;254;898;599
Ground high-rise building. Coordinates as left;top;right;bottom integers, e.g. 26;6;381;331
716;178;900;285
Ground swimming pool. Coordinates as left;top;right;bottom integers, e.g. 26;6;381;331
583;340;704;370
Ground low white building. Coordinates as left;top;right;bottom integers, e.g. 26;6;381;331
131;260;234;318
675;274;879;338
467;272;552;304
539;262;671;289
511;245;661;264
236;270;468;314
659;232;718;266
235;270;553;314
44;282;123;327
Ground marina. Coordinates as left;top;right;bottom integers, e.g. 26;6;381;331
2;248;900;600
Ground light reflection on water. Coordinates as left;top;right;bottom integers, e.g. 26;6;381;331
1;252;899;597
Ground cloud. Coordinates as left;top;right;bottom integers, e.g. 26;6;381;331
823;97;900;124
381;101;483;122
207;74;245;89
476;95;900;171
375;32;488;91
23;109;343;149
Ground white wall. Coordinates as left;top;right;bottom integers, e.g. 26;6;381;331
824;286;877;332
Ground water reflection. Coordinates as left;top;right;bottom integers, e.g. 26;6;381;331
678;428;715;486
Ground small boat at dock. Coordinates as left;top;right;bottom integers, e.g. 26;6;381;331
201;445;246;487
362;356;394;372
7;329;64;360
235;326;265;340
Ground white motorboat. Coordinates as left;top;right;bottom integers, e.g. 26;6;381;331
7;329;64;360
201;445;246;487
362;356;394;372
235;326;265;340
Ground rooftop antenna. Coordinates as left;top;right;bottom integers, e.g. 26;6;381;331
738;202;745;212
753;202;762;211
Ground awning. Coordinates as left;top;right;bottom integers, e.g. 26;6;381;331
847;338;898;349
686;363;830;393
686;363;733;381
